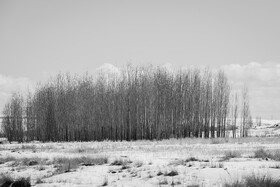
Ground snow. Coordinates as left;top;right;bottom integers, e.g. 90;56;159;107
1;138;280;187
1;121;280;186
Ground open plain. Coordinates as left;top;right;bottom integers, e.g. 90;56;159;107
1;136;280;187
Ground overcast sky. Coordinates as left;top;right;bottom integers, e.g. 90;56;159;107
0;0;280;119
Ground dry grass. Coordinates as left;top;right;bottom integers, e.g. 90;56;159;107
269;164;280;169
169;159;187;166
0;156;48;166
111;158;132;166
159;177;168;185
0;174;13;186
157;171;164;176
169;157;209;166
185;157;200;162
134;160;143;167
209;162;224;168
1;137;280;186
254;148;271;159
54;156;108;173
253;148;280;161
0;174;31;187
0;155;18;164
223;150;242;161
224;174;280;187
164;169;178;176
101;176;108;186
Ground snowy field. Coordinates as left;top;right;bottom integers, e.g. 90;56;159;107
0;120;280;187
1;136;280;187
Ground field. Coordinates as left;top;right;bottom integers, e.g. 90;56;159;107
1;137;280;187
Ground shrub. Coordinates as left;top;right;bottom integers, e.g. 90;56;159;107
0;175;31;187
55;156;108;173
101;176;108;186
35;178;44;184
0;156;17;164
159;178;168;185
169;159;186;166
224;174;280;187
80;156;108;166
0;174;13;187
0;156;48;166
211;139;222;144
21;144;36;150
21;157;43;166
209;162;224;168
246;175;280;187
185;157;199;162
254;148;271;159
111;158;132;170
224;180;244;187
223;150;242;161
11;178;31;187
110;158;131;166
147;172;153;178
170;157;202;166
164;169;178;176
121;164;130;170
134;160;143;168
272;150;280;161
269;164;280;169
253;148;280;161
157;171;163;176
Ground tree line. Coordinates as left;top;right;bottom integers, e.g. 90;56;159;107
1;65;252;142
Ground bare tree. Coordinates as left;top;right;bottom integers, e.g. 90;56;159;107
241;86;251;137
231;92;239;138
2;65;242;142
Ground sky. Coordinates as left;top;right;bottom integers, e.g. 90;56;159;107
0;0;280;119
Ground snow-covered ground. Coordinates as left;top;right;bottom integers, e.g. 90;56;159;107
1;137;280;187
249;119;280;137
1;120;280;186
